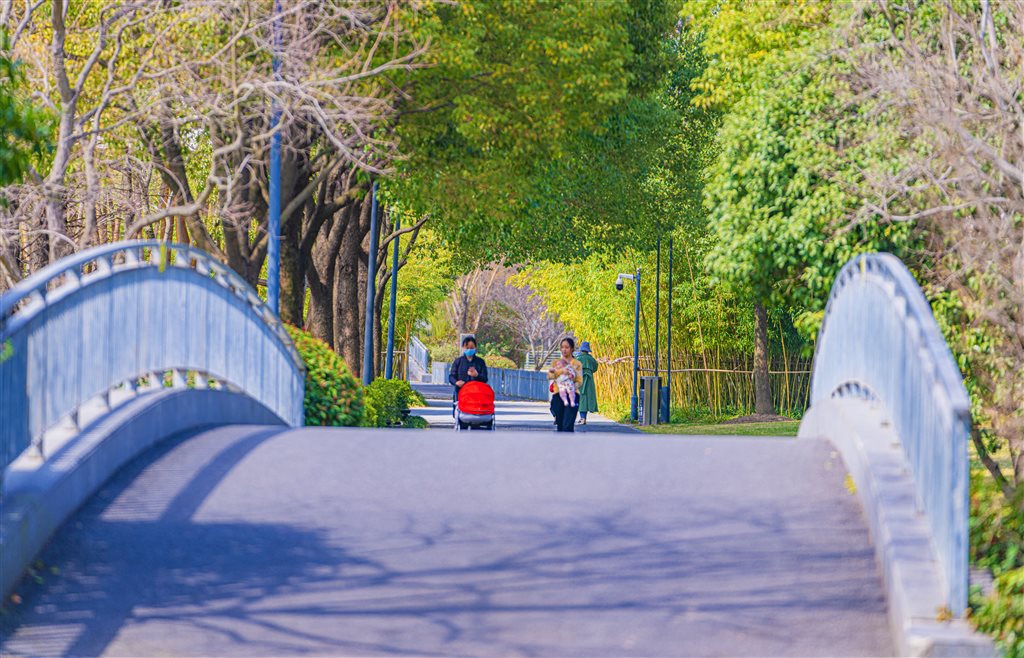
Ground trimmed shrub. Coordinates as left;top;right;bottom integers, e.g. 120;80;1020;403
403;415;429;429
482;354;517;370
427;342;459;364
285;325;364;426
362;378;426;428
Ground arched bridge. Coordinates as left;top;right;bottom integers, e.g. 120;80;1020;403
0;244;993;656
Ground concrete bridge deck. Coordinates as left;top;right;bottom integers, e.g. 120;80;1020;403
1;425;892;657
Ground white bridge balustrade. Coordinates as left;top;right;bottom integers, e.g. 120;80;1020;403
0;241;305;477
800;253;972;631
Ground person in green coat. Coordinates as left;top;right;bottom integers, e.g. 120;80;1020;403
576;341;600;425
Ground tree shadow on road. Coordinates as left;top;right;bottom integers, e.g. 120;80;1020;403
1;429;892;657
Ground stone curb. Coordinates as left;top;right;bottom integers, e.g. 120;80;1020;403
1;389;285;599
799;398;995;657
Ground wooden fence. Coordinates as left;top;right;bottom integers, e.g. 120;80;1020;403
593;353;812;419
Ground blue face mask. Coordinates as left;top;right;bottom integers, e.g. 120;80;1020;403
464;348;477;358
573;351;580;358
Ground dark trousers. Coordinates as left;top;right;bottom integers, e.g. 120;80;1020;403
550;392;578;432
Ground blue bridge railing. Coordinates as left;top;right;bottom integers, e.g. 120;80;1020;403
809;253;971;615
0;241;305;476
489;368;550;401
427;363;550;401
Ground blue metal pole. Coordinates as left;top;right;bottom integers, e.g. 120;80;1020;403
662;238;673;423
631;267;641;422
266;0;282;315
655;234;660;378
362;182;380;385
384;216;400;379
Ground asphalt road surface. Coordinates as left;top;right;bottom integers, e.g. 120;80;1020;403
1;425;892;657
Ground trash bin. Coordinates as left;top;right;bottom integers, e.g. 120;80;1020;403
660;385;671;423
639;376;660;425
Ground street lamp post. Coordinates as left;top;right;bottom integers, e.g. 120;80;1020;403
267;0;283;315
362;182;380;386
384;216;400;379
616;268;641;422
664;237;673;423
655;233;663;421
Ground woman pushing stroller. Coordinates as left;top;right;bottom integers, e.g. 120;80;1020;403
449;335;488;395
450;335;495;430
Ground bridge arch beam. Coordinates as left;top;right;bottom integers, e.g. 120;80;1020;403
0;241;305;598
1;241;305;473
802;253;971;627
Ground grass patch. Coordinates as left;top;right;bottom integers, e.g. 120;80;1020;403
641;420;800;437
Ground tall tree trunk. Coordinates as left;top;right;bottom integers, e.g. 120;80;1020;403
308;204;347;347
218;137;254;280
155;111;218;256
307;226;335;347
353;192;374;375
753;301;774;415
279;207;304;325
277;148;308;325
28;222;49;273
44;12;76;264
356;236;368;370
175;217;189;245
1015;449;1023;496
334;193;369;375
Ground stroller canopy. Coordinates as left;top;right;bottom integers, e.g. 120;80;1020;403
458;381;495;416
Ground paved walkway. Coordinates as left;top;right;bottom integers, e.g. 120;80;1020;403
415;398;636;433
1;425;892;656
413;382;636;433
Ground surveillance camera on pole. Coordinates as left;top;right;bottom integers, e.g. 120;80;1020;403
615;269;641;422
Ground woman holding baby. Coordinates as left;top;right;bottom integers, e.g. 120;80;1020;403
548;337;584;432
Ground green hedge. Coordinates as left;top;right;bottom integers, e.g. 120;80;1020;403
427;342;459;364
285;325;364;426
362;378;427;428
969;462;1024;657
483;354;517;369
971;567;1024;658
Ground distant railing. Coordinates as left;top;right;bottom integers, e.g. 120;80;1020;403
490;368;550;401
0;241;305;476
408;337;430;382
424;363;551;401
431;361;449;386
810;253;970;615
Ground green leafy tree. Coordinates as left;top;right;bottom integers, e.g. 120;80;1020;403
390;0;678;266
376;225;455;354
0;32;50;189
687;1;913;413
0;30;51;286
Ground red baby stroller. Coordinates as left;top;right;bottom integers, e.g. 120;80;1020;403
454;381;496;431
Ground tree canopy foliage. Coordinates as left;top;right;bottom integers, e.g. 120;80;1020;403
0;31;50;190
389;0;679;265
